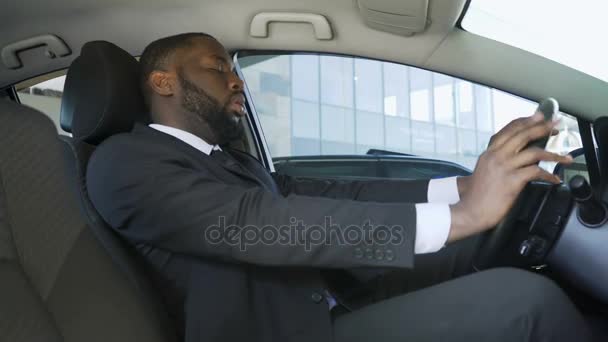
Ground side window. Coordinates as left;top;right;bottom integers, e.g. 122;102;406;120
238;53;581;172
16;72;67;134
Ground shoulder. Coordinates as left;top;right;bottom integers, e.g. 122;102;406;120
92;127;174;164
87;129;176;184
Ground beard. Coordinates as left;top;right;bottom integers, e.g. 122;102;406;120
177;71;244;145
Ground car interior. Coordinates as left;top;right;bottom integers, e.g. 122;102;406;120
1;0;608;340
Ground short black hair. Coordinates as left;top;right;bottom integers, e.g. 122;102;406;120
139;32;215;107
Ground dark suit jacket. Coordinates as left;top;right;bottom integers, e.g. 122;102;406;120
86;124;431;342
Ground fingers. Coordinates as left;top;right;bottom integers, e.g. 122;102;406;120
488;113;544;149
516;165;561;185
511;147;573;168
501;119;557;153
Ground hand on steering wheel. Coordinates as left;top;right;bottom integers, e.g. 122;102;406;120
448;113;572;246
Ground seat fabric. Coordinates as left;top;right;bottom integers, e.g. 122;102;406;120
0;99;172;342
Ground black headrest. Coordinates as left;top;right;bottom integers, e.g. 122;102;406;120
60;41;149;145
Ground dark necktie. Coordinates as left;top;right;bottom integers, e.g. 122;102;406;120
209;148;232;164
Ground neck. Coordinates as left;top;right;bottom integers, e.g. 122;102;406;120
151;106;218;145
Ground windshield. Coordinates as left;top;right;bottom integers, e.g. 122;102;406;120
462;0;608;83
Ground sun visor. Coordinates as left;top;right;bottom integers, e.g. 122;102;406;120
357;0;429;36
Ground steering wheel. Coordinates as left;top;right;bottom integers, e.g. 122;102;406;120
472;147;586;270
472;192;527;270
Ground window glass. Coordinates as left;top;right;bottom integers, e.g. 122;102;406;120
457;81;475;129
321;105;356;154
474;85;493;132
238;54;582;170
433;82;455;125
463;0;608;82
383;62;409;117
458;81;474;113
410;90;430;122
460;129;477;156
356;110;383;148
16;73;67;133
292;100;319;139
354;59;383;113
411;121;435;155
385;116;411;152
292;54;319;102
435;125;458;155
410;68;432;122
492;89;536;131
320;56;353;108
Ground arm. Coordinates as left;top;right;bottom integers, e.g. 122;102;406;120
271;173;431;203
87;144;418;269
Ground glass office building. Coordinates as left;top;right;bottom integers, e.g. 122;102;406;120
241;54;581;170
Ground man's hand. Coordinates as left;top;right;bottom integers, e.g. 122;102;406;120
447;113;573;243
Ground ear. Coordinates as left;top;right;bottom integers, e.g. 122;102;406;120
148;70;176;97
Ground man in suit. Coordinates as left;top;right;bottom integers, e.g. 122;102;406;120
87;33;591;342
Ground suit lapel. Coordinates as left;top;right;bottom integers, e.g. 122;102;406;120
212;149;269;188
133;124;268;188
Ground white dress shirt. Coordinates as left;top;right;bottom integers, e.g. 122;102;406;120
149;124;458;255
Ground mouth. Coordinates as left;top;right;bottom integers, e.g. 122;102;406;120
229;94;246;117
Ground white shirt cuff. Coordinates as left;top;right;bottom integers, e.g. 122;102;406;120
414;203;451;254
427;176;460;204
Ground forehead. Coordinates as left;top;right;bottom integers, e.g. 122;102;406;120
179;37;231;64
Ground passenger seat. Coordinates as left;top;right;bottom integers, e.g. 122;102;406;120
0;99;173;341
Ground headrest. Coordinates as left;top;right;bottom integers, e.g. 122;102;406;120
60;41;149;145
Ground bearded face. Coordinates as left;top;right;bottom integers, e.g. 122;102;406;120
178;69;244;145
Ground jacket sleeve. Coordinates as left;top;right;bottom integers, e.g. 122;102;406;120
271;173;430;203
87;143;418;270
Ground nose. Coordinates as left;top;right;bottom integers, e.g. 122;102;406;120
228;72;244;92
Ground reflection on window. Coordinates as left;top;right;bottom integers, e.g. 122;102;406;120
411;90;430;121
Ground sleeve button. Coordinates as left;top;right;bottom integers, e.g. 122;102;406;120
311;292;324;304
354;248;363;258
385;249;394;261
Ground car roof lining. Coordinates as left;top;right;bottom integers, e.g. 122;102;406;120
1;0;606;121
